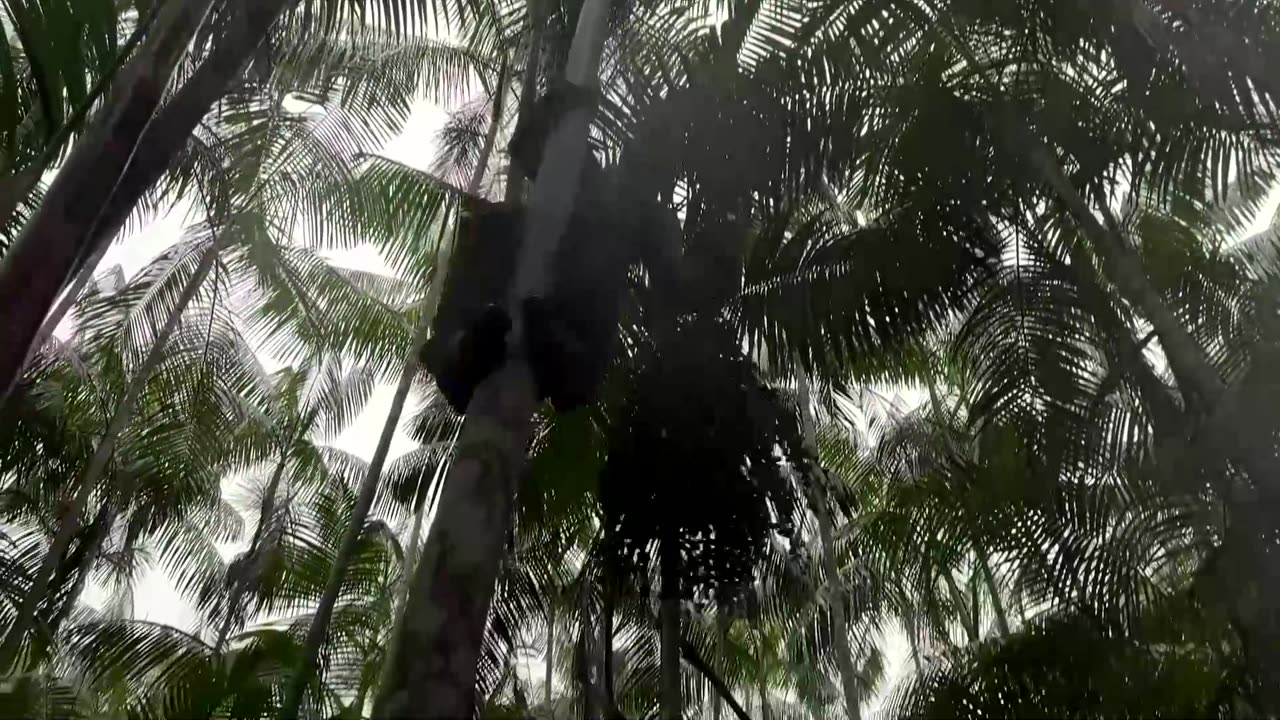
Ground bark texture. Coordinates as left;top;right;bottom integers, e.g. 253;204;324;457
371;0;613;712
0;0;296;402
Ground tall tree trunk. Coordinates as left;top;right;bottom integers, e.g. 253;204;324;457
712;612;728;720
0;238;221;669
975;548;1009;637
680;639;751;720
579;581;603;720
32;242;114;352
283;79;509;720
659;538;682;720
216;451;290;652
546;601;556;712
795;368;862;720
371;0;613;714
371;473;433;699
0;0;297;402
506;0;547;203
45;505;115;640
752;611;771;720
1005;119;1225;407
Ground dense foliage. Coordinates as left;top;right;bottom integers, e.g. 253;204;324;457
4;0;1280;718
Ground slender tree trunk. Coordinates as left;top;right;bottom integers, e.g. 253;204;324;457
944;572;979;644
283;79;510;719
659;538;682;720
795;368;862;720
32;242;114;352
506;0;547;203
680;639;752;720
579;581;603;720
975;549;1009;637
1008;121;1225;407
279;327;427;719
371;478;433;698
0;238;221;669
216;451;290;652
371;0;613;714
46;506;115;640
546;602;557;712
752;611;771;720
0;0;216;399
0;0;297;403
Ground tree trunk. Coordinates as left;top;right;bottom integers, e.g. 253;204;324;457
32;242;114;353
283;78;510;719
0;0;297;402
279;323;427;720
371;475;433;699
753;612;771;720
680;639;751;720
45;505;115;640
975;548;1009;637
1007;120;1225;407
546;602;556;712
579;581;603;720
0;238;221;669
216;451;290;652
505;0;547;203
370;0;613;713
659;538;682;720
795;368;862;720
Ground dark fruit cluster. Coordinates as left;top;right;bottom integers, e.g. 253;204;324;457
599;320;803;604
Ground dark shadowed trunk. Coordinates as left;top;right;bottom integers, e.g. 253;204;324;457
579;581;604;719
659;537;682;720
680;639;751;720
0;0;297;403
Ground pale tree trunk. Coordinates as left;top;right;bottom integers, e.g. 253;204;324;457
1010;116;1280;696
795;368;862;720
659;538;682;720
0;238;221;669
282;76;509;720
371;0;613;714
0;0;297;403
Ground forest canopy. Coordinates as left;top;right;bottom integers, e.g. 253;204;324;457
2;0;1280;718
